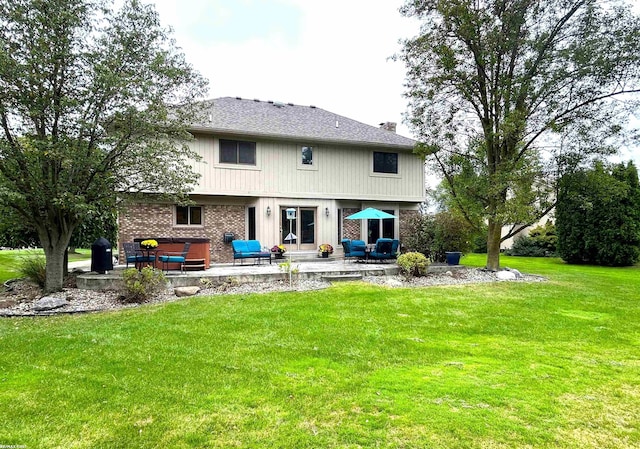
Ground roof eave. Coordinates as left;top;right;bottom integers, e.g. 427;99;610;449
188;125;416;151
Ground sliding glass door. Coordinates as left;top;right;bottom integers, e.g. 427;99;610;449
367;209;395;244
280;207;316;250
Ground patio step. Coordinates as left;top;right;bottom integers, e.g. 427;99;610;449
321;274;363;282
184;259;206;271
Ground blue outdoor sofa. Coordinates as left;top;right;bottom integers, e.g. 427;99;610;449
341;239;367;262
231;240;272;265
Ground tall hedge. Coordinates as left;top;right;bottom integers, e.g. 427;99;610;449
556;161;640;266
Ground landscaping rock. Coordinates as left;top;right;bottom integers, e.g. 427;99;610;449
174;286;201;297
504;267;523;279
0;299;18;309
385;279;403;287
0;268;547;317
33;296;69;311
496;270;517;281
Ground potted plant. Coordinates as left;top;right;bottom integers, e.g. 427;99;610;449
140;239;158;250
271;244;286;259
318;243;334;258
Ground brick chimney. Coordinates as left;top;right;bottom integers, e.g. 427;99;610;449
379;121;397;133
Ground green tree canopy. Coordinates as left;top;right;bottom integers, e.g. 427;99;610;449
399;0;640;270
0;0;208;291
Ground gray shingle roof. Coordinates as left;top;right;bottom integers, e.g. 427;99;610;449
190;97;415;149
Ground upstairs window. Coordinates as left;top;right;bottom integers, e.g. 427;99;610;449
301;146;313;165
176;205;202;226
298;145;318;170
220;139;256;165
373;151;398;174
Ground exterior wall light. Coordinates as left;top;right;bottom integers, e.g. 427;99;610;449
266;206;271;216
325;207;330;217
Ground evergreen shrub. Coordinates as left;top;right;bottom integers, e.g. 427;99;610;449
556;161;640;266
506;221;557;257
397;252;429;279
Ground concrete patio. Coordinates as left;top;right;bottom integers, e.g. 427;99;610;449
75;257;404;290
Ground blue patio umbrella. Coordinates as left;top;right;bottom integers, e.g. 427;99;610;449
345;207;397;220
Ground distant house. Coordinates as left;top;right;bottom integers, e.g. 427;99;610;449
118;97;425;263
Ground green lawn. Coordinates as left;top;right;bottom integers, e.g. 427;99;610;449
0;248;90;283
0;256;638;448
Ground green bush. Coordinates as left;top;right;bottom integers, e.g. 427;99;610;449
403;212;474;262
121;267;167;303
402;214;436;258
278;260;299;276
471;230;488;253
506;221;557;257
397;252;429;279
507;235;546;257
18;253;46;287
0;206;39;248
432;211;474;261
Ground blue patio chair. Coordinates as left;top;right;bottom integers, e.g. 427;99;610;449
158;242;191;272
368;238;397;263
341;239;366;261
391;239;400;258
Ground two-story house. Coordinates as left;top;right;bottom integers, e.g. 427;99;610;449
118;97;425;263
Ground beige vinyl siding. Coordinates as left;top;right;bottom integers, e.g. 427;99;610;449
189;134;424;201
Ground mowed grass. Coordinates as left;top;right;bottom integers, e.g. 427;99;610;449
0;256;639;448
0;249;90;283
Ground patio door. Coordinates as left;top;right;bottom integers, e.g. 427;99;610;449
280;207;316;250
367;209;395;244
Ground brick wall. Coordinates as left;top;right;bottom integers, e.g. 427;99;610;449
205;205;245;263
342;208;361;240
119;203;246;263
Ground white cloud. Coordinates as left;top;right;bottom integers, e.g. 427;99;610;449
151;0;420;138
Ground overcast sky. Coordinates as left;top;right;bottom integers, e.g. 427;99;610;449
151;0;420;139
148;0;640;165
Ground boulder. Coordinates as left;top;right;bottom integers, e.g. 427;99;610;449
504;267;523;279
496;270;517;281
33;296;69;311
174;286;201;297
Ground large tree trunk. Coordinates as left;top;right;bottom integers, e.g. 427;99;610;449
38;229;74;293
486;218;502;271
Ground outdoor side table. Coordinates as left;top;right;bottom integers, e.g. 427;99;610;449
136;248;159;270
